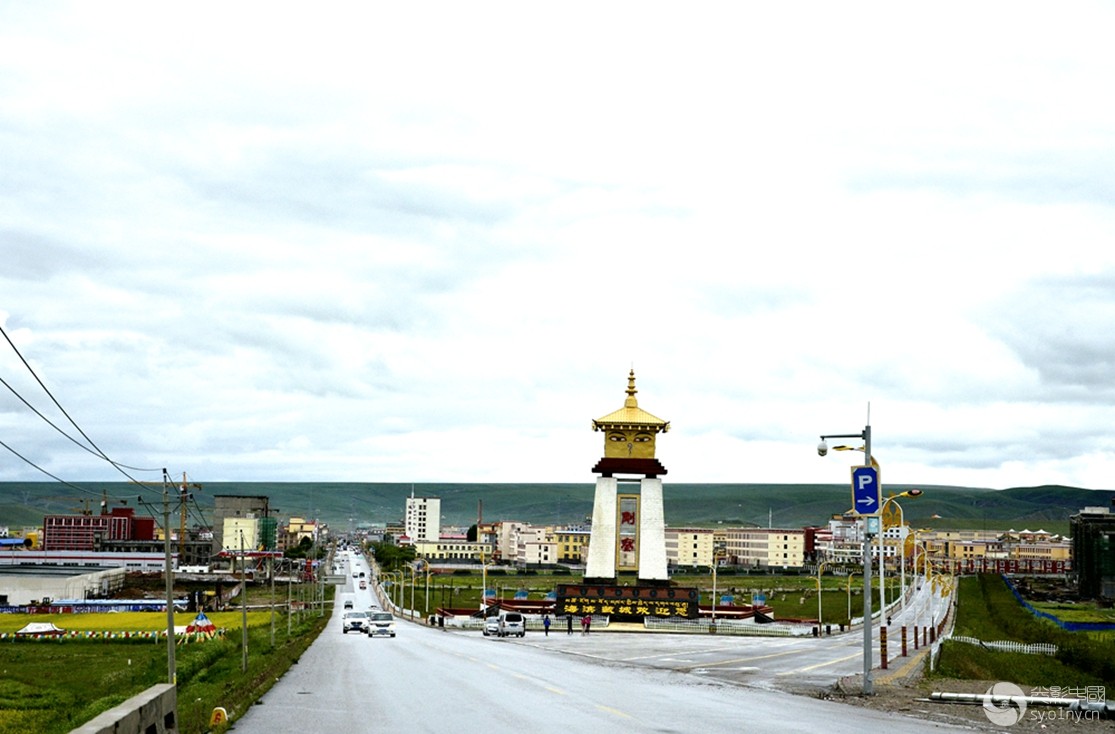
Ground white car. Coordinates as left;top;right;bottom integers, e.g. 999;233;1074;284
342;611;369;634
497;611;525;638
367;611;396;638
483;617;500;636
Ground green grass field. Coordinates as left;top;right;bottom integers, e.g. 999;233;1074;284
0;611;272;635
933;574;1115;688
0;596;331;734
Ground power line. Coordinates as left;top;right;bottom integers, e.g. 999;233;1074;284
0;373;156;469
0;439;102;497
0;321;161;485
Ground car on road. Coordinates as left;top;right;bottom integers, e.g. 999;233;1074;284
359;579;367;589
342;611;369;634
483;616;500;636
366;611;396;638
498;612;525;637
343;599;354;609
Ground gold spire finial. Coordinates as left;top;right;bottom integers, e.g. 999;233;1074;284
625;369;638;408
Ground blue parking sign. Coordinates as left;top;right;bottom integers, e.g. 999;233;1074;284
851;466;880;514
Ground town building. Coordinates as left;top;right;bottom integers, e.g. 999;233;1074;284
1071;501;1115;600
41;505;155;552
553;526;590;564
212;495;271;556
405;494;441;542
411;538;488;562
515;526;557;567
665;527;715;568
722;527;806;569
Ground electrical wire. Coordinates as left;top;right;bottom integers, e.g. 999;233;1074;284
0;438;102;497
0;373;152;468
0;321;162;486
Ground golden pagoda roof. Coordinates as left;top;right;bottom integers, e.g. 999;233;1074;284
592;370;670;432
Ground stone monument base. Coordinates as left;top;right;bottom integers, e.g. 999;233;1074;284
555;583;698;622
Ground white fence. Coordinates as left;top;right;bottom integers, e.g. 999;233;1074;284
950;635;1058;656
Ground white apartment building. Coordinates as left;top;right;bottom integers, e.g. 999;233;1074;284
412;538;488;562
816;514;866;564
723;528;806;568
494;521;531;564
405;495;441;542
665;527;715;568
515;526;557;566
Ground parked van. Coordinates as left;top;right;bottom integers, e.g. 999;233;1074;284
497;611;525;638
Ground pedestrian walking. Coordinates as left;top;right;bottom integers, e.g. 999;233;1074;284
581;614;590;635
542;614;551;636
567;614;573;635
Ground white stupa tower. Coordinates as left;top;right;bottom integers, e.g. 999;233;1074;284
583;370;670;586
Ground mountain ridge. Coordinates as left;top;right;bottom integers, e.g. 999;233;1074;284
1;482;1111;535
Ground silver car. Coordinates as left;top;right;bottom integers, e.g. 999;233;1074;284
367;611;396;638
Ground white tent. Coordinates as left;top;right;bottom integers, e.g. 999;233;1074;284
16;622;64;635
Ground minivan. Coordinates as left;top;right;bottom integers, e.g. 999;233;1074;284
497;611;525;637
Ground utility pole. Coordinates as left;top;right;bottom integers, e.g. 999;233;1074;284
161;470;176;685
240;530;248;673
178;472;201;561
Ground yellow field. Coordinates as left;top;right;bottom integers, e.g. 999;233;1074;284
0;610;273;633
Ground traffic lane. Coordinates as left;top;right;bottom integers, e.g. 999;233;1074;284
233;607;377;732
233;615;960;734
407;624;963;733
511;627;875;691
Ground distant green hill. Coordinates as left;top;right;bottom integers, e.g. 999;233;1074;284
1;481;1110;536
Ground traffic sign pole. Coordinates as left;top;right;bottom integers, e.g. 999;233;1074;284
818;422;875;695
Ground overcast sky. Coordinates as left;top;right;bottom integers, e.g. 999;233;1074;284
2;2;1115;492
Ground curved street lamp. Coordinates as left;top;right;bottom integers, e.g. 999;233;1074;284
880;490;922;618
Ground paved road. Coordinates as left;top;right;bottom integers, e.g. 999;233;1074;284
487;575;953;694
230;553;965;733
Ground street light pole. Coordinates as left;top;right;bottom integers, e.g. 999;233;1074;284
711;560;717;627
819;423;874;695
879;490;922;624
239;531;248;673
160;470;176;686
847;571;856;624
816;561;827;635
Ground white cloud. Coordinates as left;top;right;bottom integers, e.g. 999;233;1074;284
2;2;1115;491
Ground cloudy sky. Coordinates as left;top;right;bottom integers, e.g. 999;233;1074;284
2;2;1115;491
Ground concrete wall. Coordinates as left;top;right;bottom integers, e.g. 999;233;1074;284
70;683;177;734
